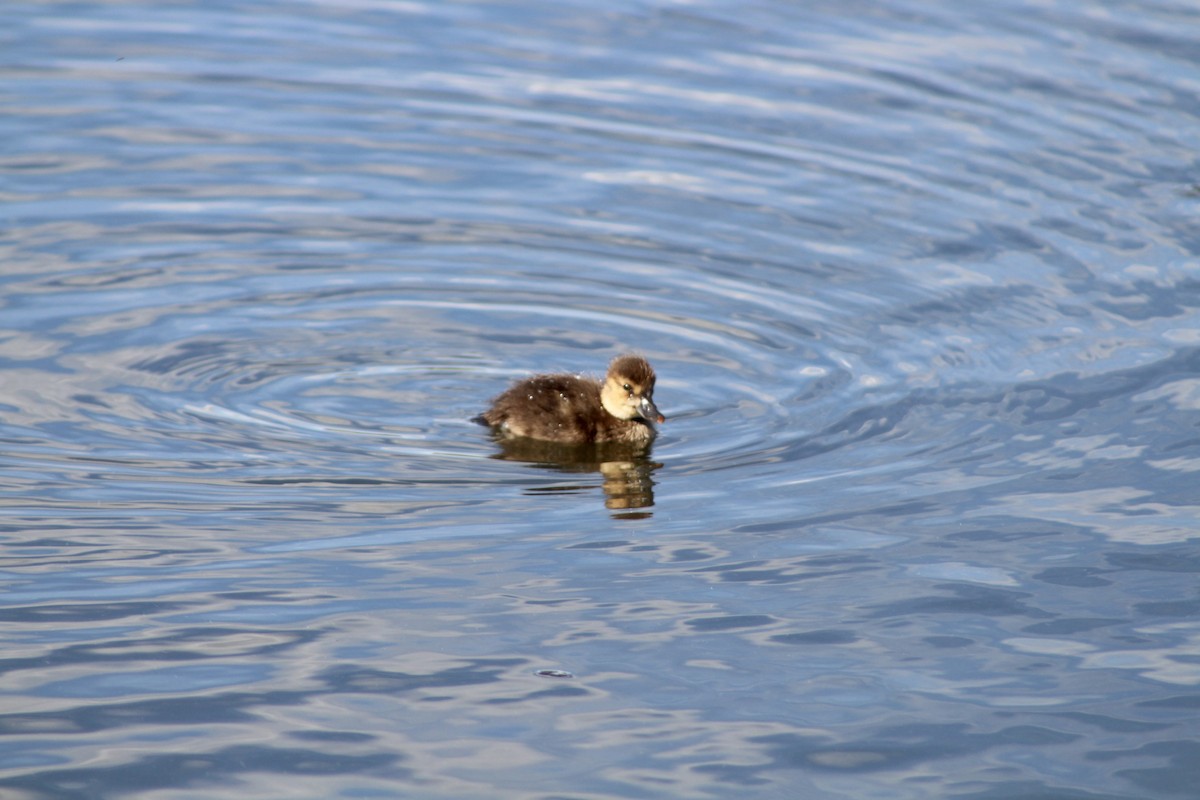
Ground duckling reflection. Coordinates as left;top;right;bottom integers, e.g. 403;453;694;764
479;355;666;512
487;436;661;512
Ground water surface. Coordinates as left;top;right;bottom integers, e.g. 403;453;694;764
3;0;1200;797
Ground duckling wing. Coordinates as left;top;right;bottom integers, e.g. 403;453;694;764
482;374;603;442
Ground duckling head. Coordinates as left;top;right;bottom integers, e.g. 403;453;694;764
600;355;664;424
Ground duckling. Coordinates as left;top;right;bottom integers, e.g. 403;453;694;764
480;355;664;444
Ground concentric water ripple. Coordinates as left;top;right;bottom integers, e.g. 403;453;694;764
5;256;833;496
4;223;1196;527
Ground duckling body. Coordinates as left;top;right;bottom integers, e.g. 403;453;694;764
481;355;664;444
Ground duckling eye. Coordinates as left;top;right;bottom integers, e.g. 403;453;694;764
622;383;632;393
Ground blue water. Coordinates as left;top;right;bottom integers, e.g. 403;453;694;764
3;0;1200;797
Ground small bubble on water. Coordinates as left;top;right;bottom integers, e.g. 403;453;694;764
534;669;574;679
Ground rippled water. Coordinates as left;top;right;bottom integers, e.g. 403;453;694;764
4;0;1200;797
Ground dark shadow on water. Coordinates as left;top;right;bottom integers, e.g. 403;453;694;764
487;434;662;517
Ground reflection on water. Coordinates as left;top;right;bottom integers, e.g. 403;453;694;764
487;434;661;515
3;0;1200;797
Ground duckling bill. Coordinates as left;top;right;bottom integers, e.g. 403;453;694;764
480;355;664;444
